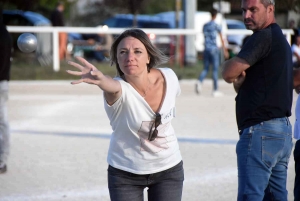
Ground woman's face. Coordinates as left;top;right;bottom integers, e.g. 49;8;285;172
116;36;150;76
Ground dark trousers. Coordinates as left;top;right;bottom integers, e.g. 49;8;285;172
295;140;300;201
107;161;184;201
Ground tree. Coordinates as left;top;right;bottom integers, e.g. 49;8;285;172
0;0;74;25
103;0;146;26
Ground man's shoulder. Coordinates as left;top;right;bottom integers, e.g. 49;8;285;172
261;23;279;34
204;21;215;26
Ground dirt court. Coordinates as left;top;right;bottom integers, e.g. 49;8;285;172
0;79;297;201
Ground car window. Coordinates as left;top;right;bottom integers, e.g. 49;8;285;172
226;20;246;30
104;15;171;29
3;14;33;26
227;24;246;29
141;21;170;28
24;11;51;26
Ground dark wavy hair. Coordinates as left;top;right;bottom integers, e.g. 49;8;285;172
110;28;169;77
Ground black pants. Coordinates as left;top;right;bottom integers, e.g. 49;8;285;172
294;140;300;201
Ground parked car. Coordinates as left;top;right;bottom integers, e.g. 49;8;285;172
103;14;175;56
3;10;52;65
3;10;51;26
225;19;248;55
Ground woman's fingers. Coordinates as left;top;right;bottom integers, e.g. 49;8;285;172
70;80;84;85
67;60;85;71
67;56;102;86
68;56;95;73
75;56;95;71
66;70;83;76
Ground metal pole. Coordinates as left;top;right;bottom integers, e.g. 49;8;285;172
184;0;197;65
175;0;181;66
53;30;60;72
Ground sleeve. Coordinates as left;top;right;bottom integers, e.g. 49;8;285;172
166;68;181;97
237;28;271;66
103;79;124;120
176;75;181;97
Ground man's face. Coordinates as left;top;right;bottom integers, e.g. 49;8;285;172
241;0;273;31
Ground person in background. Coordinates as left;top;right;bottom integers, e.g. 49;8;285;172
294;69;300;201
289;19;299;45
222;0;293;200
66;28;184;201
50;1;67;60
195;8;229;97
83;33;114;62
292;35;300;68
0;8;12;174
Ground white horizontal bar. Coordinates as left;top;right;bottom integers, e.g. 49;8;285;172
7;26;198;35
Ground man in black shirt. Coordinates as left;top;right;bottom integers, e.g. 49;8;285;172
0;9;12;174
222;0;293;200
50;1;67;60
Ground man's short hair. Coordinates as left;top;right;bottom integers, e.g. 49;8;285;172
261;0;275;7
210;8;218;17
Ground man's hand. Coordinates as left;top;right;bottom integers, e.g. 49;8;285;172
223;48;229;60
233;71;246;93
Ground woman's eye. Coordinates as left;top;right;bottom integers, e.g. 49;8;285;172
135;51;142;54
120;51;126;54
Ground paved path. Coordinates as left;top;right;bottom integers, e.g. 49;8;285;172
0;79;297;201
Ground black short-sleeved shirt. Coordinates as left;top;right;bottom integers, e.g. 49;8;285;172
236;23;293;131
50;9;64;27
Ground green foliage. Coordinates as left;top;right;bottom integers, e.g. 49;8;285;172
140;0;175;14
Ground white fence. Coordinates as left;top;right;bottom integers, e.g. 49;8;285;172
7;26;294;72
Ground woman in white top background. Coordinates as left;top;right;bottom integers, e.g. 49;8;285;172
67;28;184;201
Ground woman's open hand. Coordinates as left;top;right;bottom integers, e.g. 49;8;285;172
66;56;104;85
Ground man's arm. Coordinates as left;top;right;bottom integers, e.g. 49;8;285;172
233;71;246;93
221;56;250;83
219;32;229;59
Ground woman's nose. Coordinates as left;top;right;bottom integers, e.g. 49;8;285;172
126;51;134;61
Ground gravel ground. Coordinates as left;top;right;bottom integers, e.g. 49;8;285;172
0;79;297;201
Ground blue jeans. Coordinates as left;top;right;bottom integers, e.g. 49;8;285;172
0;81;9;166
198;48;220;91
237;117;293;201
107;161;184;201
